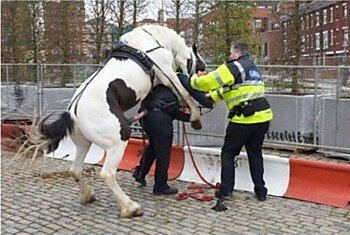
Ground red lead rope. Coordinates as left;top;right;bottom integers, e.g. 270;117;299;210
176;123;220;202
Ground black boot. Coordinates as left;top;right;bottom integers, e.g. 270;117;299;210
153;186;178;195
132;166;146;186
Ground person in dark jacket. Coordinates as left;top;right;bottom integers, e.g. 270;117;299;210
133;73;213;195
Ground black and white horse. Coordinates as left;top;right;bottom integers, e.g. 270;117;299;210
24;25;205;218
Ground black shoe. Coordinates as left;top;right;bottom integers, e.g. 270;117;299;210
153;187;178;195
256;194;266;201
132;166;146;186
215;190;232;199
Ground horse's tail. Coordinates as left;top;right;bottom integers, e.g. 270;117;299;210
17;112;74;155
36;112;74;153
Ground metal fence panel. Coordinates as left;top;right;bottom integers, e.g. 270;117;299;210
1;63;349;154
319;97;350;149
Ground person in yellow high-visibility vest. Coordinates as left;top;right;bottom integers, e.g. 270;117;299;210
191;42;273;202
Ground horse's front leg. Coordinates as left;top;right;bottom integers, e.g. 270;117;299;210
100;143;143;218
167;73;202;130
179;89;202;129
154;67;202;129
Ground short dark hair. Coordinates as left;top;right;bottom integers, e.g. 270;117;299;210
231;42;249;55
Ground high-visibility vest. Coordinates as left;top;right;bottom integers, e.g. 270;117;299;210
191;56;273;124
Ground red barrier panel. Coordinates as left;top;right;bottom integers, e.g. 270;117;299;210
1;123;27;151
285;157;350;208
97;138;185;180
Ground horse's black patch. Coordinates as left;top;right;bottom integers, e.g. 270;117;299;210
187;53;193;75
193;44;206;72
106;79;139;141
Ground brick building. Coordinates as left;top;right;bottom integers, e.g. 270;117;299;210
262;0;350;66
43;1;86;64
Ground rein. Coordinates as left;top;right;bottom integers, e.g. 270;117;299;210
140;28;193;101
176;123;219;202
68;67;103;114
142;28;163;52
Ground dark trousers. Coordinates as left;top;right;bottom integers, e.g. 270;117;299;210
220;121;270;196
138;110;173;192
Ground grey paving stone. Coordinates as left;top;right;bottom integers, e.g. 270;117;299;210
1;151;350;235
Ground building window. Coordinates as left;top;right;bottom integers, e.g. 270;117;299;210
343;3;348;19
323;9;327;25
335;5;339;21
264;42;268;57
310;34;313;48
301;17;304;30
330;7;333;22
255;19;262;29
343;27;349;47
323;31;328;49
310;13;314;28
330;29;334;45
306;34;309;50
306;15;309;29
272;22;280;30
316;12;320;26
315;33;320;50
301;36;305;52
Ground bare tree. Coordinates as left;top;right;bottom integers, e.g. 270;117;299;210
131;0;150;27
189;0;211;46
164;0;191;33
1;1;30;64
1;1;35;83
86;0;113;63
26;1;44;64
280;1;311;94
43;1;85;85
110;1;133;40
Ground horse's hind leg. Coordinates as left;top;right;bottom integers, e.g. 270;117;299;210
69;136;96;204
100;143;143;218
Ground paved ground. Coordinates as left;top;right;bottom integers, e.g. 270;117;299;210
1;150;350;235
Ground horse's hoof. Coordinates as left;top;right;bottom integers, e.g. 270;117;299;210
80;193;97;204
191;120;202;130
133;207;144;217
120;207;143;218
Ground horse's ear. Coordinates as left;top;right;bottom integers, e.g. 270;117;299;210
192;44;198;54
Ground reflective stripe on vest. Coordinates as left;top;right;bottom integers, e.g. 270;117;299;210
231;108;273;124
226;91;265;107
233;61;246;82
212;70;225;87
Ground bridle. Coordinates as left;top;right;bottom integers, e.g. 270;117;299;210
138;28;196;99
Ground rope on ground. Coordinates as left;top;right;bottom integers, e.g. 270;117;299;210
176;123;220;202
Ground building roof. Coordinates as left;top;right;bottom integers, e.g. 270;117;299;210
303;0;339;13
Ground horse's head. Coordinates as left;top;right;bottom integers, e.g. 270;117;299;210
190;44;206;74
183;44;206;76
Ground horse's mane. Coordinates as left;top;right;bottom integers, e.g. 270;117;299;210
140;24;189;54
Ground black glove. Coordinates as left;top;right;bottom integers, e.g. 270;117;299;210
211;199;228;212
